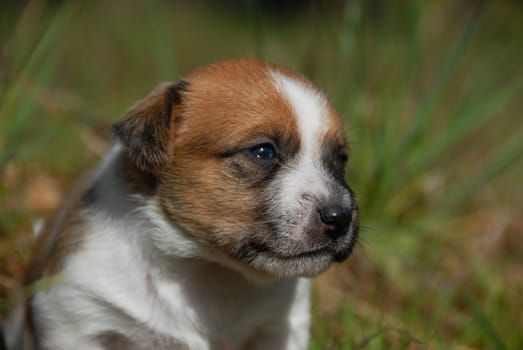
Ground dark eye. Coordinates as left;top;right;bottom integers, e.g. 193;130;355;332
250;144;275;161
338;153;348;165
336;153;348;169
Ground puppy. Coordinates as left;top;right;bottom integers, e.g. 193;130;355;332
4;59;359;350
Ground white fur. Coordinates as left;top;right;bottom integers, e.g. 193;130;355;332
31;146;311;350
269;71;331;162
270;71;333;232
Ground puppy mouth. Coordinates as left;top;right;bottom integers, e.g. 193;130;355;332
276;243;354;262
269;246;333;260
232;216;359;277
237;239;354;263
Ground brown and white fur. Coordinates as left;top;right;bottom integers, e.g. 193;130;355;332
4;59;359;350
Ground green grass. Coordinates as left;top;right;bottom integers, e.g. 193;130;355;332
1;0;522;348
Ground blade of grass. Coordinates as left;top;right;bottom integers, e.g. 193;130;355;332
363;0;495;216
445;129;523;207
400;78;523;192
0;1;75;164
394;1;483;163
466;296;506;350
0;0;47;105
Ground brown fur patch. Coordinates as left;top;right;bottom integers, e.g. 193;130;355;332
174;60;302;155
155;59;310;254
323;116;347;155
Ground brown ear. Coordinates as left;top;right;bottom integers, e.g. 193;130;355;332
112;80;189;171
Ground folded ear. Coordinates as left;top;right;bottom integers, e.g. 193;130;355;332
112;80;189;171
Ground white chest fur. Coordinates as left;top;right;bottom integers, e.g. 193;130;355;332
31;148;311;350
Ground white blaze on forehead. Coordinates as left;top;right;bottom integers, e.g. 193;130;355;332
269;70;331;160
269;69;334;225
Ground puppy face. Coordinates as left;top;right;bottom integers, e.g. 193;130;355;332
114;59;359;277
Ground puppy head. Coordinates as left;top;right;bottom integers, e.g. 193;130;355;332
113;59;359;278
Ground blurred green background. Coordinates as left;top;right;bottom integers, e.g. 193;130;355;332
1;0;522;348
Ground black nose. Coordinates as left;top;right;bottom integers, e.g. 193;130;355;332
319;205;352;239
